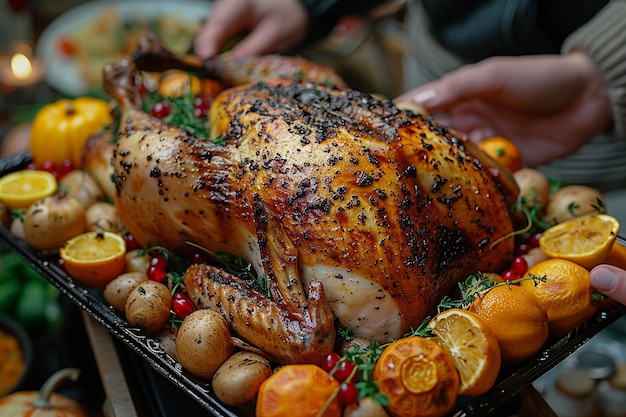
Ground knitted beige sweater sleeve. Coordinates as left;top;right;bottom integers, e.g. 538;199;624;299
562;0;626;140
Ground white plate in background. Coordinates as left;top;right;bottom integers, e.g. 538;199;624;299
36;0;211;96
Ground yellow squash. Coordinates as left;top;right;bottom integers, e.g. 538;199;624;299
29;97;112;168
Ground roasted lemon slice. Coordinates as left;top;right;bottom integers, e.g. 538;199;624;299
539;213;620;269
0;169;57;209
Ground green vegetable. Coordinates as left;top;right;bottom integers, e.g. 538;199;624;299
0;277;22;313
0;243;64;335
15;278;48;333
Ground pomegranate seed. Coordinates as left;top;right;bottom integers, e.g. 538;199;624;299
193;96;212;117
322;353;356;382
137;84;147;96
56;257;67;272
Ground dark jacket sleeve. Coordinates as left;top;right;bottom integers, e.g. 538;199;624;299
299;0;387;43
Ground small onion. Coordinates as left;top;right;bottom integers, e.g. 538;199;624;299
23;192;87;251
85;202;122;233
125;249;151;273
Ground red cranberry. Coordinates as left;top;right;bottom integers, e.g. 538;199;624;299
338;382;359;405
172;292;196;319
501;269;521;281
510;256;529;276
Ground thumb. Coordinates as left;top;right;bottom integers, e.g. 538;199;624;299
590;265;626;305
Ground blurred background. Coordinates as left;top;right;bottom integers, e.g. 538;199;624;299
1;1;625;417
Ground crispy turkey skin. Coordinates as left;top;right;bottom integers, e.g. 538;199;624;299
110;72;518;344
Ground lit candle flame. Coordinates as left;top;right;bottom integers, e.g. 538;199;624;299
10;53;33;80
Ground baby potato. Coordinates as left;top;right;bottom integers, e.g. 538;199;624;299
176;308;234;380
513;168;551;211
154;326;178;361
104;271;148;312
545;184;605;225
125;280;172;333
212;351;272;406
86;202;123;233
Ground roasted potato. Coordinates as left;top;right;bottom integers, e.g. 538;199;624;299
125;280;172;332
212;351;272;406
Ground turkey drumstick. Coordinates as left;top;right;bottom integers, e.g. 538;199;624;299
132;33;346;88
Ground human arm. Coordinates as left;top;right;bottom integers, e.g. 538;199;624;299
590;265;626;306
396;1;626;167
194;0;309;58
194;0;386;59
395;52;613;167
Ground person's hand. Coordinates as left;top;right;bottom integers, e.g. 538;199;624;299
590;265;626;305
194;0;309;59
395;52;613;166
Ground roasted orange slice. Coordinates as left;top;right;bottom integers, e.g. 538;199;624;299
429;309;501;397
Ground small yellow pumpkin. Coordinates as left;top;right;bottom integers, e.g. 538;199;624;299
0;368;88;417
29;97;113;169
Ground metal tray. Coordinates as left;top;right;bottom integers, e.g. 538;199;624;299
1;150;624;417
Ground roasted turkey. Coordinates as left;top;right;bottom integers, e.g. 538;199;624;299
99;39;518;365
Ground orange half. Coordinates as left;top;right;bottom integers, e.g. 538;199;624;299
429;309;502;397
60;231;126;288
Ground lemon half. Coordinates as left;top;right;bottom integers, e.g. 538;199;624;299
539;213;620;269
0;169;57;209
